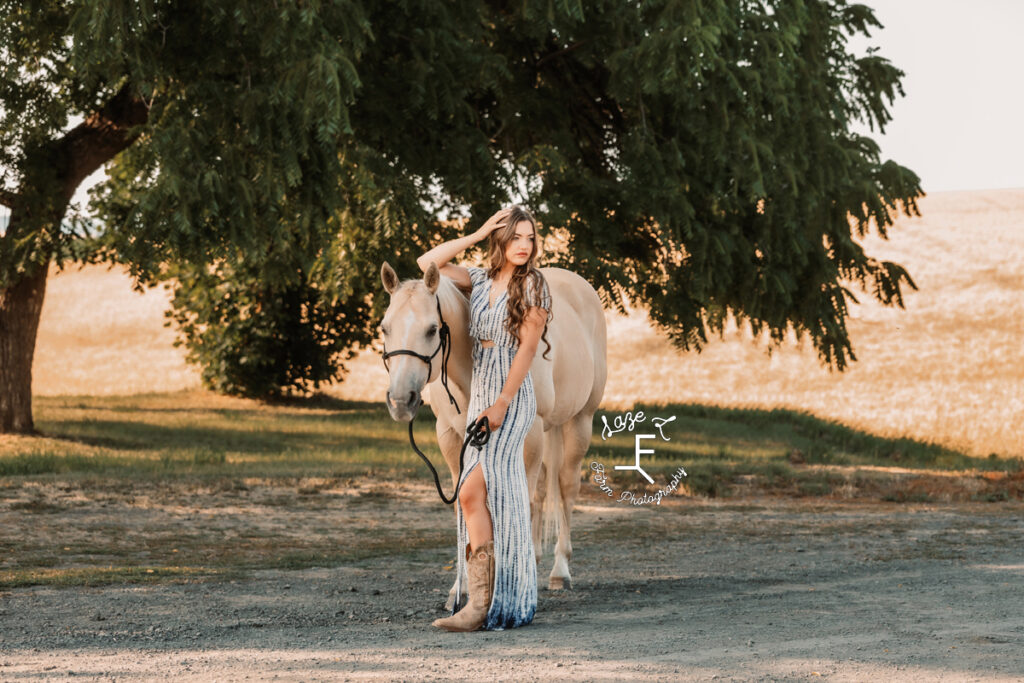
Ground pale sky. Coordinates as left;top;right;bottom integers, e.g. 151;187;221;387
849;0;1024;192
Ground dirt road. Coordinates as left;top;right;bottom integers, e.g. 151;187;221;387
2;481;1023;681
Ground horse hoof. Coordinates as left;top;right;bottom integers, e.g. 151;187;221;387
548;576;571;591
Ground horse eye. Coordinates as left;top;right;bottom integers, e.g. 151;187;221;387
427;325;437;336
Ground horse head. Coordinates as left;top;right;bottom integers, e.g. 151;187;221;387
380;261;467;422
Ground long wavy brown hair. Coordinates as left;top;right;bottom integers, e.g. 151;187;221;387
483;206;553;360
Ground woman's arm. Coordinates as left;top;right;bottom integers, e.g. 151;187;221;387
416;233;478;275
475;306;547;430
497;307;546;405
415;208;512;274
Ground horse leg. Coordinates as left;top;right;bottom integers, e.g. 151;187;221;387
541;423;570;590
522;422;546;567
549;410;593;590
436;424;469;612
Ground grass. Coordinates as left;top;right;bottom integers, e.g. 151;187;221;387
588;401;1023;498
0;566;238;589
1;392;1017;483
1;391;440;480
0;392;1019;499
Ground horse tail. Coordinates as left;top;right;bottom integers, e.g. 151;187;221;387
540;423;564;557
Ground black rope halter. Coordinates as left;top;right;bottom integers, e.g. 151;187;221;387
382;294;490;504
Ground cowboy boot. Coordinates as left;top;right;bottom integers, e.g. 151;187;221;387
431;542;473;628
431;540;494;631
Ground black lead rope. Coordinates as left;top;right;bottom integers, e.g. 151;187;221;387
409;415;490;505
382;293;488;504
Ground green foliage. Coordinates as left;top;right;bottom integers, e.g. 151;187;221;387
2;0;925;400
164;250;373;401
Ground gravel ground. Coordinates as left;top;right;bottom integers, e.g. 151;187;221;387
2;485;1023;681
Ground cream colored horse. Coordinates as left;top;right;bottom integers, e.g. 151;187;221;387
380;261;607;608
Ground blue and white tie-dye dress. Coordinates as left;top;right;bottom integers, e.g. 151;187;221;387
450;265;551;630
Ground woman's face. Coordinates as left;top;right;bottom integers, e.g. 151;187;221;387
503;219;536;267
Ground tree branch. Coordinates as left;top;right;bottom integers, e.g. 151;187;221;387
536;40;588;68
52;83;149;201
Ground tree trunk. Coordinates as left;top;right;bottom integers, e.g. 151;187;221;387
0;83;147;434
0;258;49;434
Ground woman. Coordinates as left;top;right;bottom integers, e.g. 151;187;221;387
416;205;553;631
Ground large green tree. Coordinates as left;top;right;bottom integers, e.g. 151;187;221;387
1;0;921;431
1;0;370;429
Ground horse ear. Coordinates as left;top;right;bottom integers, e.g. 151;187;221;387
381;261;400;295
423;261;440;294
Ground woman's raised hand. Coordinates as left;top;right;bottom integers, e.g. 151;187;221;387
473;207;513;241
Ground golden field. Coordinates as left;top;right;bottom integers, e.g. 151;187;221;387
33;188;1024;459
